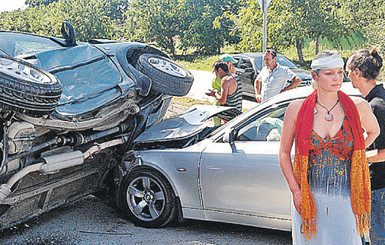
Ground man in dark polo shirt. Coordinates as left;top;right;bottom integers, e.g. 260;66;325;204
347;48;384;245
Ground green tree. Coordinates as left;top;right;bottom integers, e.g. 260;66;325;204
340;0;385;49
1;0;115;42
179;0;240;55
25;0;58;7
124;0;183;57
235;0;351;62
52;0;115;41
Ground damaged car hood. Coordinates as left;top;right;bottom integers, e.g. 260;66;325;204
134;105;235;144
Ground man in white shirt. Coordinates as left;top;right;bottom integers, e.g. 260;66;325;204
254;49;302;103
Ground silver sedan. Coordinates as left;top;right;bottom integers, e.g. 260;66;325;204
114;84;360;231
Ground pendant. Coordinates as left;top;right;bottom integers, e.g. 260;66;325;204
314;107;317;115
325;113;333;121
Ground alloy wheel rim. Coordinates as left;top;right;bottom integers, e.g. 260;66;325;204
148;57;187;78
127;176;165;221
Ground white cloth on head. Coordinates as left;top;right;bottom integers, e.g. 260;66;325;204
311;54;344;71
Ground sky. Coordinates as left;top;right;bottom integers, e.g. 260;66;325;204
0;0;27;13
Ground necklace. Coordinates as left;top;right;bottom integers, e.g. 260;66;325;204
315;99;340;121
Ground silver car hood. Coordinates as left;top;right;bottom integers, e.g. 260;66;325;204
134;105;234;144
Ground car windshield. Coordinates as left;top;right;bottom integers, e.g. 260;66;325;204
0;32;63;57
254;54;298;70
276;55;298;69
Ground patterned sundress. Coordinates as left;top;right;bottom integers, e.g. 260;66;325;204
292;117;362;244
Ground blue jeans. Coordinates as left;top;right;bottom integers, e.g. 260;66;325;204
370;188;385;245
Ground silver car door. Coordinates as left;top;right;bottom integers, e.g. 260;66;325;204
199;106;291;219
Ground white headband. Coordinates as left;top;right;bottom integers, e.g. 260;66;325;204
311;55;344;71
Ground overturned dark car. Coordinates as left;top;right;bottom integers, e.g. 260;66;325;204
0;22;193;230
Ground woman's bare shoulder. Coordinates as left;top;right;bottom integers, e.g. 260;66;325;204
288;99;305;110
351;96;371;110
351;96;366;104
285;99;305;119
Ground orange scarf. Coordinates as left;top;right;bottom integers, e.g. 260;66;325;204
294;90;371;240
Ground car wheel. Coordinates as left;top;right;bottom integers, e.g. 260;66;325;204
0;56;62;117
136;54;193;96
120;168;177;228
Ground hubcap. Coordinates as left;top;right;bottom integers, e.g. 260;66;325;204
148;57;187;78
127;176;165;221
0;57;51;84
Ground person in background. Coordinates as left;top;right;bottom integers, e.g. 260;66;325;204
279;50;379;244
346;48;384;245
206;60;242;122
254;49;302;103
211;54;237;94
209;54;238;125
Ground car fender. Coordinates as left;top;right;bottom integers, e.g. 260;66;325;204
125;145;208;209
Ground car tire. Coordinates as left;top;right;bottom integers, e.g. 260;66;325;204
136;54;193;96
120;168;177;228
0;56;62;117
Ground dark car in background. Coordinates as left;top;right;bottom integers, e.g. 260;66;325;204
0;22;193;230
231;53;312;98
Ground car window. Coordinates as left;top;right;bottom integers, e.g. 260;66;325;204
232;56;241;67
238;58;253;69
276;55;297;69
0;33;63;57
236;106;287;141
13;40;62;57
254;56;263;71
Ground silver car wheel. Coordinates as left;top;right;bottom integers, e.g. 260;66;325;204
148;57;187;78
127;176;165;221
0;56;62;116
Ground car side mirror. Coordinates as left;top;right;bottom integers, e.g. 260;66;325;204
61;21;77;47
223;129;237;152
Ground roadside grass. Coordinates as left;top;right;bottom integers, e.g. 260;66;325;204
168;96;214;117
176;55;219;71
171;96;213;107
175;46;239;71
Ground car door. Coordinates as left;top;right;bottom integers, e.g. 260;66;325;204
199;104;291;220
235;57;255;97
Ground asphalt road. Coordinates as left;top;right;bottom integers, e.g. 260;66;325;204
0;195;291;245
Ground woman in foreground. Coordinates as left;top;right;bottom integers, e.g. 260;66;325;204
279;50;379;244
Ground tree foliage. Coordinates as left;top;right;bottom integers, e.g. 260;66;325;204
124;0;239;56
25;0;58;7
0;0;384;59
234;0;352;62
340;0;385;49
178;0;240;55
1;0;116;41
124;0;183;57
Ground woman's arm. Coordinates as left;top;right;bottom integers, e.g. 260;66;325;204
354;97;380;148
279;100;302;213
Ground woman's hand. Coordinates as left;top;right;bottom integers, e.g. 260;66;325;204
292;188;301;214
